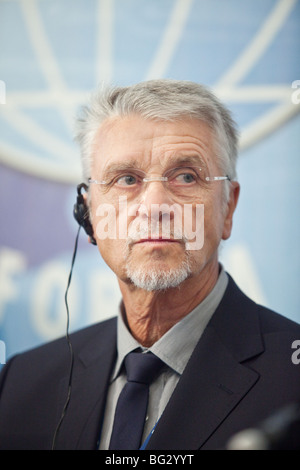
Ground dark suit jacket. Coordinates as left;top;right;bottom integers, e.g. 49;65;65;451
0;275;299;450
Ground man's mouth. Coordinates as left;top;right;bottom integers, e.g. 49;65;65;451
135;237;180;244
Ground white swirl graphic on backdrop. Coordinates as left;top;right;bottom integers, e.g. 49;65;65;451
0;0;299;183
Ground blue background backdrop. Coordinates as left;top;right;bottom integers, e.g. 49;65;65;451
0;0;299;367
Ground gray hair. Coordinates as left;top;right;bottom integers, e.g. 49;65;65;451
74;79;239;190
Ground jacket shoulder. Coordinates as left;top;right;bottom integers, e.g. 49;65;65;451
0;316;117;386
226;273;300;333
256;304;300;335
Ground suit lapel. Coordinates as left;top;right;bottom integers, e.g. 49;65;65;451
147;276;265;450
54;319;117;450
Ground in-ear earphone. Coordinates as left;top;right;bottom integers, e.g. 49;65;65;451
73;183;97;245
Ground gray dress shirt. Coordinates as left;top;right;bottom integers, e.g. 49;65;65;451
99;267;228;449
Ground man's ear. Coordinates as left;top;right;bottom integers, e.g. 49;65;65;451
222;181;240;241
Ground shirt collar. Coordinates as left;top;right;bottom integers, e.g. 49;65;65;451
113;266;228;380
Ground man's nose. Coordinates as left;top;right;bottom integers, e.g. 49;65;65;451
137;180;174;219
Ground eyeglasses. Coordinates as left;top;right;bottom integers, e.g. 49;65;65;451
88;166;231;201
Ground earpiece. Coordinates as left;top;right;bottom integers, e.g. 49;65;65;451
73;183;97;245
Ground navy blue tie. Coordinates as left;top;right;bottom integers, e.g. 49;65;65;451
109;351;164;450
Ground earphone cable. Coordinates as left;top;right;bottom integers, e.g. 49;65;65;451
51;225;81;450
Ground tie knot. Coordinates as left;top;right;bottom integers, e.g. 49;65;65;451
124;352;164;385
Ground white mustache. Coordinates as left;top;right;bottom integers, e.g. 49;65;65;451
126;219;187;245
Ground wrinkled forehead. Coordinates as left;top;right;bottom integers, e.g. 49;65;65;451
91;114;217;175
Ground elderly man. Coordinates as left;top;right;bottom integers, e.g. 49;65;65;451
0;80;299;451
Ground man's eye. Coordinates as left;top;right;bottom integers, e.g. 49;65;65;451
116;175;138;186
174;172;197;184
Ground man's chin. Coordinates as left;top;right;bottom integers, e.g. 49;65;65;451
125;262;192;292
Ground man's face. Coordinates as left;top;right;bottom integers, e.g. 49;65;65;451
89;114;239;291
